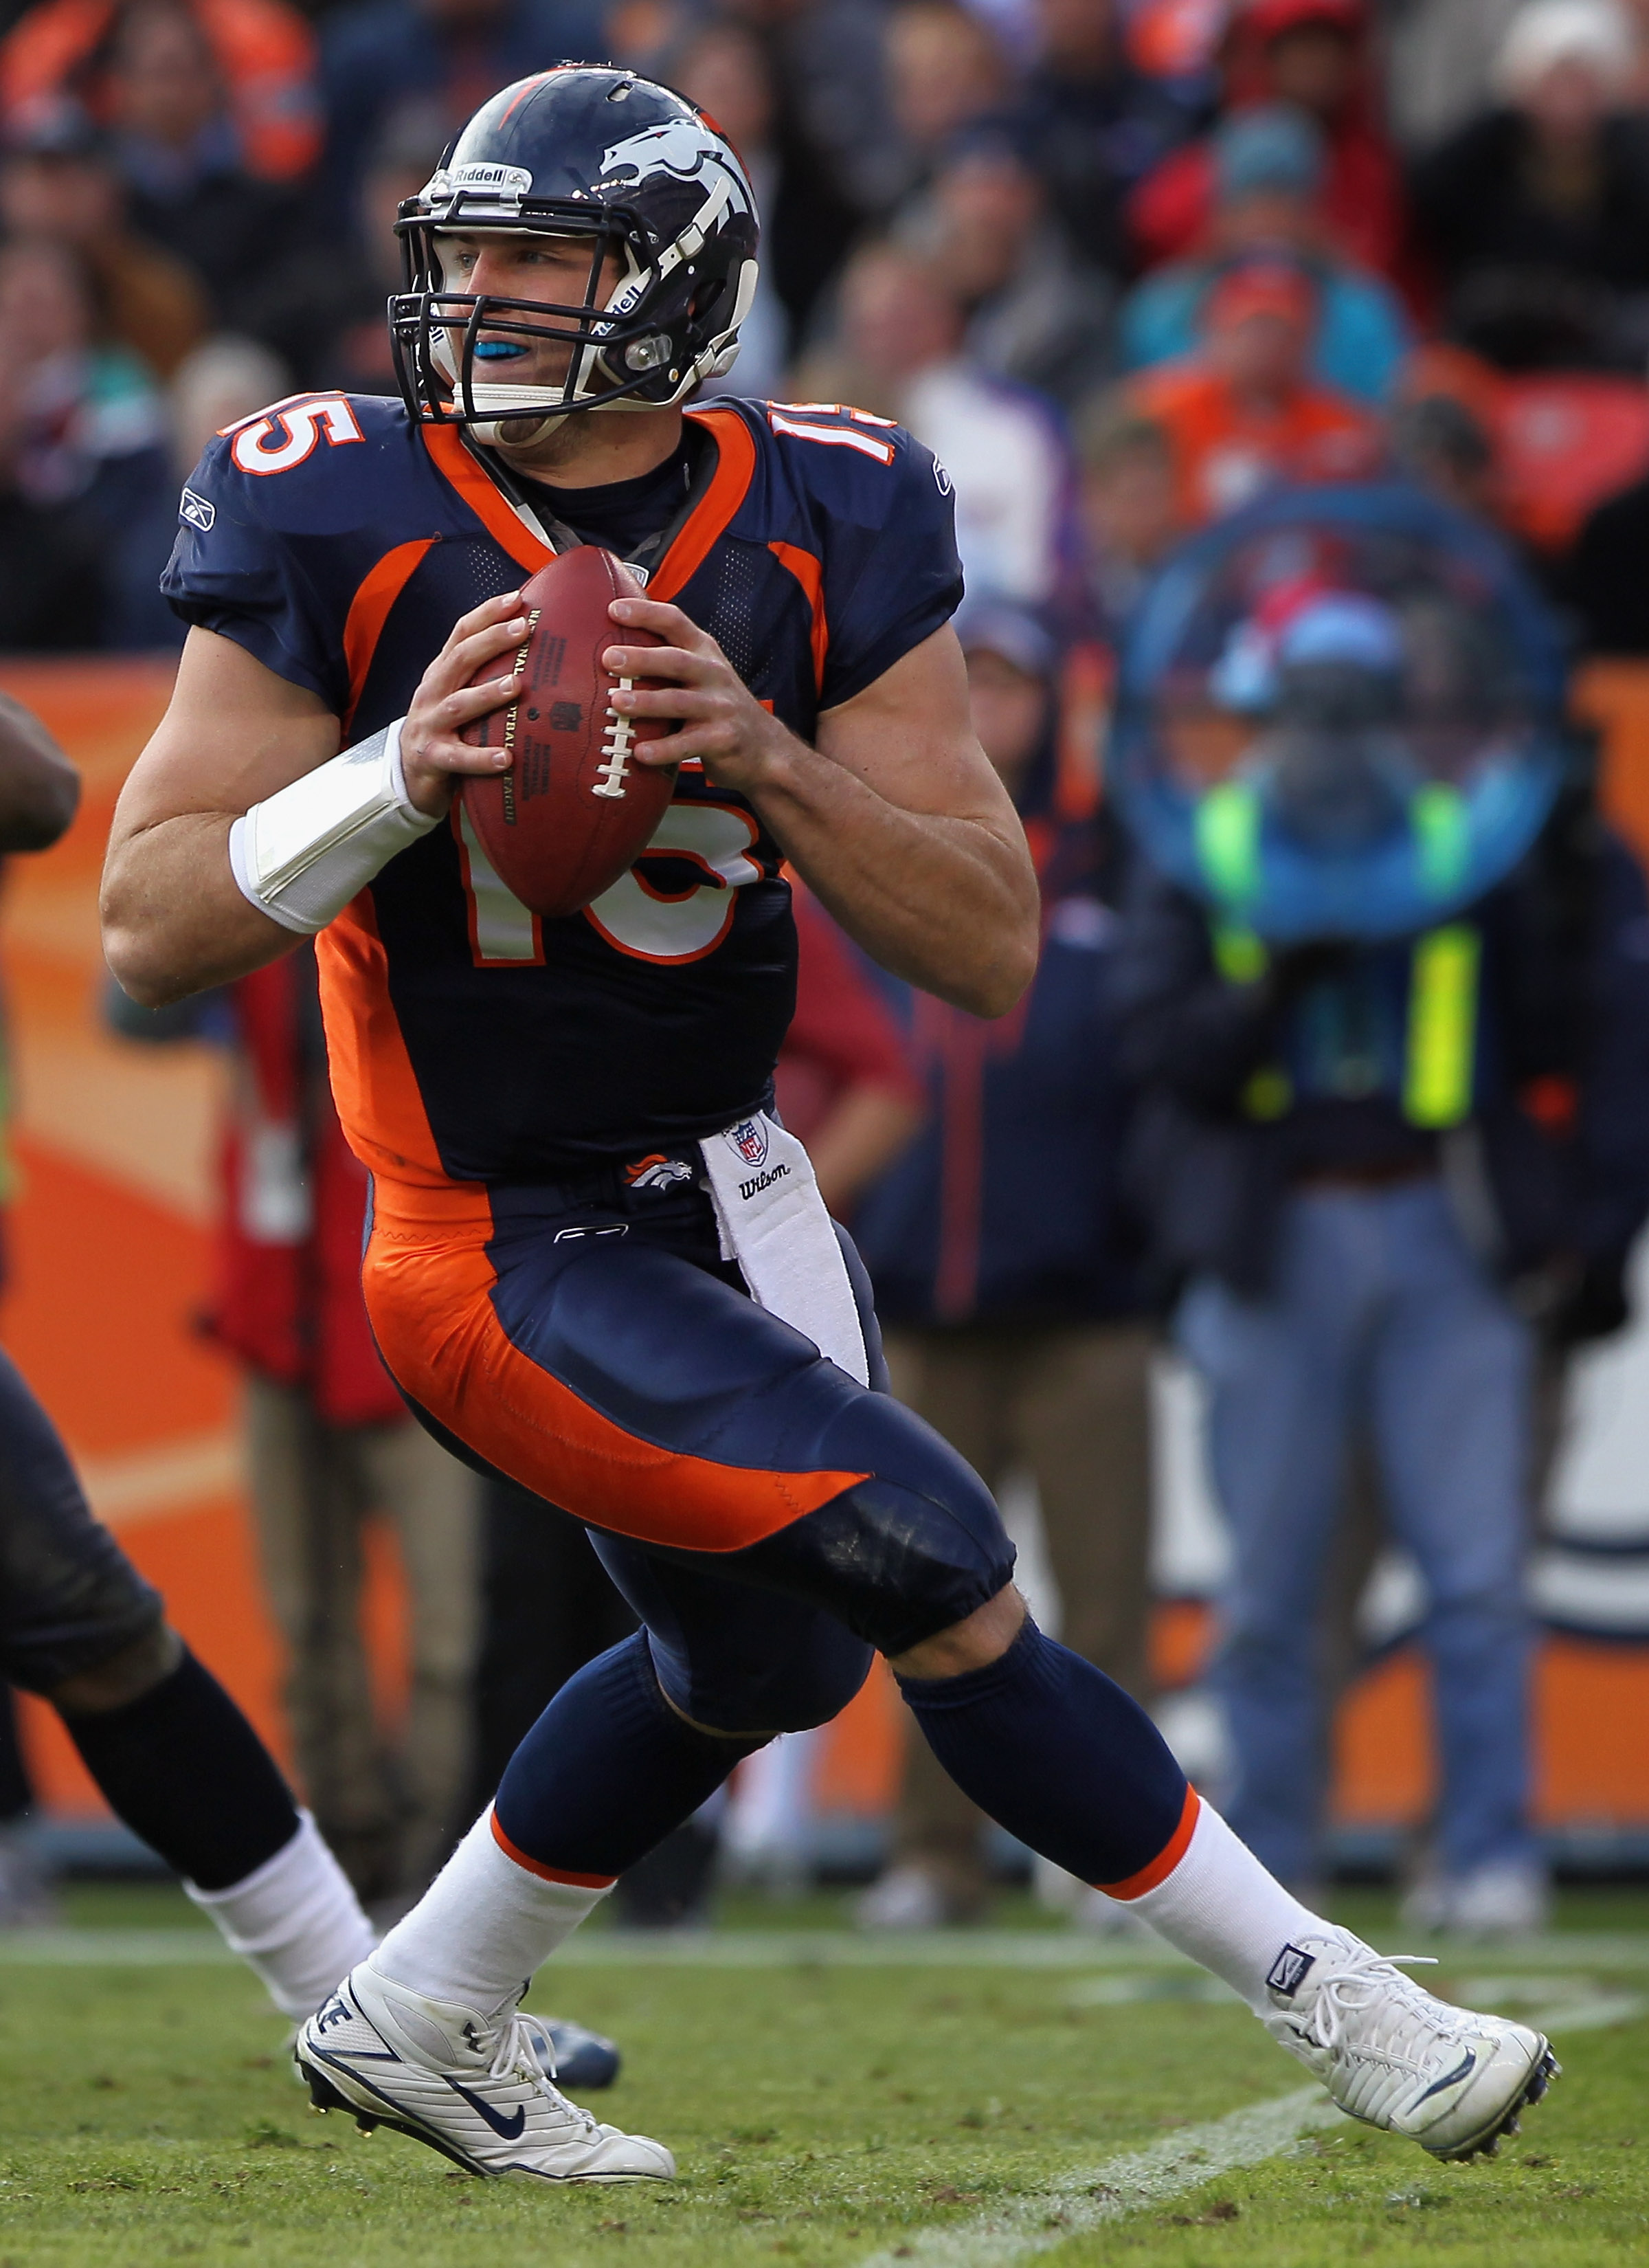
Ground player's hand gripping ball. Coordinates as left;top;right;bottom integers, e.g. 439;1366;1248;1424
460;548;676;917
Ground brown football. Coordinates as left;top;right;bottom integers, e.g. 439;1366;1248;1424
460;546;675;919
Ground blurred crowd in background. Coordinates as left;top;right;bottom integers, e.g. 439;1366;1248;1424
14;0;1649;646
4;0;1649;1940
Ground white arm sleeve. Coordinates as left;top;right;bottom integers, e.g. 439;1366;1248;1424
227;719;438;936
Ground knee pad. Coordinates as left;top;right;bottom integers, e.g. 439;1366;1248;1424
644;1608;874;1737
724;1390;1016;1657
587;1526;874;1737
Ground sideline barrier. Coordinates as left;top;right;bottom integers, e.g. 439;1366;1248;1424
2;654;1647;1855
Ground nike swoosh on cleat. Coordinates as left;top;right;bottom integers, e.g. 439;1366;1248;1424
1414;2048;1477;2104
446;2076;528;2139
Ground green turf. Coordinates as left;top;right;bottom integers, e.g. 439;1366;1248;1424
0;1885;1643;2267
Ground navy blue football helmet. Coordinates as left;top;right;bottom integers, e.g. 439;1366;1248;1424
391;66;760;432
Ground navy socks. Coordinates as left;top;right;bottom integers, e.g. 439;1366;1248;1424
63;1649;300;1892
490;1621;1188;1893
494;1632;761;1878
898;1620;1189;1889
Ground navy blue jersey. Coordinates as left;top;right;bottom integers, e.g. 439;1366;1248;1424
164;392;962;1184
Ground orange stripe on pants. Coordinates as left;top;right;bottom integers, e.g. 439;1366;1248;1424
363;1176;868;1555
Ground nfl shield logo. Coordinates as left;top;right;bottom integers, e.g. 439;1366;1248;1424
730;1118;768;1166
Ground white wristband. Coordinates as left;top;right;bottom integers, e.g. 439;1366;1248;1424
227;718;438;935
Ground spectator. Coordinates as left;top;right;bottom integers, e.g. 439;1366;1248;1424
776;881;926;1217
669;19;862;352
898;122;1115;406
877;0;1009;209
793;241;1081;610
669;23;798;396
1127;254;1383;523
852;599;1154;1927
168;332;287;474
318;0;605;223
1382;0;1526;153
1566;457;1649;651
1073;394;1184;634
1120;105;1413;403
1017;0;1198;275
255;97;445;391
1389;391;1503;522
0;236;175;645
111;951;482;1904
1409;0;1649;371
94;0;313;340
0;377;105;649
0;99;208;377
1131;0;1406;285
1112;648;1649;1931
751;0;909;226
0;0;319;184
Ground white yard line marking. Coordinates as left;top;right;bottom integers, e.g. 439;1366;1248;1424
3;1928;1649;1972
851;1988;1644;2268
0;1931;233;1965
547;1928;1649;1972
854;2086;1343;2268
1518;1992;1646;2032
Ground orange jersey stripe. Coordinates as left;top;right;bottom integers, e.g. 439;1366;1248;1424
363;1176;871;1553
315;896;451;1186
420;405;755;599
420;425;555;575
767;542;828;696
1097;1784;1202;1901
342;536;437;733
655;406;757;600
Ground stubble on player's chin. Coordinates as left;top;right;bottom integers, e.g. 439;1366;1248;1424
493;416;586;474
493;400;684;487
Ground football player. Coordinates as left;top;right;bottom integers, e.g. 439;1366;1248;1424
102;67;1555;2183
0;698;616;2086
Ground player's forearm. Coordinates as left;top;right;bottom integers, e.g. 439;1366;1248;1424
750;741;1038;1018
101;814;300;1007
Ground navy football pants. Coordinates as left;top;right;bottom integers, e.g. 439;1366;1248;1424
365;1167;1016;1732
368;1164;1195;1895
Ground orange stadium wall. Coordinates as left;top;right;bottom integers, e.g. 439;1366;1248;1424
4;655;1649;1852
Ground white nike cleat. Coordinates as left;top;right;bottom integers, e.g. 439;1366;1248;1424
294;1961;675;2183
1261;1933;1559;2160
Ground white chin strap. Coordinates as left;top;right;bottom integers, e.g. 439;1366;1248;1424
462;382;573;448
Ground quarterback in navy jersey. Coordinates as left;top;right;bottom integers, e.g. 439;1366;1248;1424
161;388;963;1177
104;64;1557;2192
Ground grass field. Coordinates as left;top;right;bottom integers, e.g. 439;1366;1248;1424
0;1885;1644;2267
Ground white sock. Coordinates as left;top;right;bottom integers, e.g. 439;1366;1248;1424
186;1811;374;2021
370;1808;611;2014
1126;1797;1341;2012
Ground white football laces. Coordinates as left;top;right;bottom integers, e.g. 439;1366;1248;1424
594;682;636;799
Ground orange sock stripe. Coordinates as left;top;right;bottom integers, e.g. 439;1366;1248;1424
1096;1783;1202;1902
489;1810;616;1890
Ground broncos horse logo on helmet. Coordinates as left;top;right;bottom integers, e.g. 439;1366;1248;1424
390;66;760;437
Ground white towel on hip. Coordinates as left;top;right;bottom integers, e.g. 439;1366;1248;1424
698;1111;871;1387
